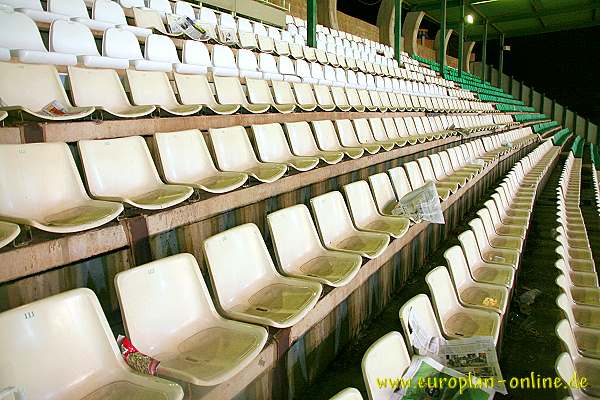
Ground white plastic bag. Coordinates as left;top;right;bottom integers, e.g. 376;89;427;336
391;181;445;224
0;387;26;400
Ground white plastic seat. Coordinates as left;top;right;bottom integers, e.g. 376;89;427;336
203;223;322;328
213;75;271;113
154;129;247;193
399;294;445;355
237;48;263;79
557;274;600;308
290;81;319;111
267;204;362;287
103;28;171;71
125;69;202;116
78;136;194;209
361;332;411;400
173;1;195;18
404;161;451;201
343;181;410;238
0;62;95;121
49;0;114;31
278;56;301;82
209;126;287;183
217;12;238;45
0;9;77;65
251;123;319;171
557;316;600;361
115;253;268;386
284;121;344;164
246;77;295;113
210;44;239;77
329;388;364;400
367;172;401;216
68;65;155;118
312;120;364;159
3;0;67;23
334;119;380;154
0;220;20;249
49;20;129;69
425;266;501;345
132;6;180;36
173;72;239;114
0;288;184;399
468;219;521;268
144;34;206;74
93;0;151;38
196;7;217;41
311;191;389;259
555;352;600;399
258;53;284;81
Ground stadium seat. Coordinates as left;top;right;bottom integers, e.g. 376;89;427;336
361;332;411;400
0;289;184;399
388;166;413;200
555;259;599;289
483;200;527;239
367;118;407;149
68;66;155;118
209;126;288;183
557;293;600;331
398;294;445;355
449;240;515;290
310;191;389;259
78;136;194;209
557;317;600;361
49;0;114;31
102;27;171;71
278;56;301;82
251;123;319;171
153;129;248;193
291;81;320;111
343;181;410;238
49;20;129;69
203;223;322;328
238;17;258;49
173;1;196;18
144;34;205;74
213;75;271;113
459;225;520;270
196;7;218;42
237;48;263;79
404;161;451;201
267;204;362;287
114;253;268;386
173;72;240;114
0;9;77;65
329;388;363;400
246;78;296;113
312;120;364;159
469;216;523;253
0;221;20;249
335;119;381;154
258;53;284;81
425;266;501;344
210;44;239;77
0;142;123;233
368;173;401;216
555;352;600;399
0;62;95;120
557;275;600;308
125;69;202;116
132;6;179;37
284;121;344;164
3;0;66;23
93;0;151;38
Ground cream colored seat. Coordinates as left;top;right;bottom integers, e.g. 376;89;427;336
78;136;194;209
329;387;363;400
132;6;180;36
173;72;240;114
557;293;600;331
469;216;523;254
246;78;296;113
484;200;527;238
476;208;524;248
203;223;322;328
267;204;362;287
154;129;247;194
0;288;184;400
388;166;413;201
291;81;320;111
404;161;450;201
0;142;123;233
399;294;444;355
271;79;315;111
557;318;600;361
312;120;364;159
0;62;95;120
115;253;268;386
450;238;515;289
343;181;410;238
555;259;599;289
334;119;381;154
125;69;202;116
68;66;155;118
557;275;600;308
0;221;19;249
251;123;319;171
311;191;389;259
0;110;6;122
556;352;600;399
284;121;344;164
213;75;271;113
426;266;501;344
464;222;520;269
417;157;460;193
368;173;400;216
209;126;288;183
361;331;411;400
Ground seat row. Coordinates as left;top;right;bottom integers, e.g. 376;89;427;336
554;151;600;400
0;61;494;122
591;144;600;216
0;127;538;397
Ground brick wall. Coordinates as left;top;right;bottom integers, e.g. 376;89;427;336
336;12;379;42
288;0;307;20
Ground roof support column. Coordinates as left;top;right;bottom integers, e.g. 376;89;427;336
402;11;425;57
307;0;317;48
481;20;488;82
458;0;465;76
438;0;447;77
395;0;403;61
498;33;505;87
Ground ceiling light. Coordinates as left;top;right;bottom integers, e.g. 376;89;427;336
465;14;474;24
471;0;498;4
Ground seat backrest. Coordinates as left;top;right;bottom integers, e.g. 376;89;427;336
148;0;172;13
284;121;320;155
145;33;180;63
457;230;485;269
295;58;311;79
120;0;145;7
0;62;71;110
425;266;462;321
278;55;296;75
343;180;380;227
444;245;473;289
404;161;425;189
103;27;143;59
381;117;399;139
398;294;443;354
68;65;132;109
93;0;127;24
237;17;253;32
556;319;579;359
211;44;237;69
417;157;437;182
0;9;47;52
199;6;217;25
0;143;91;221
154;129;219;183
476;208;499;239
555;353;578;392
367;118;389;142
428;154;447;180
253;21;268;36
267;204;326;272
209;126;259;171
182;40;211;66
174;73;218;106
438;151;455;174
49;20;99;56
0;289;129;399
361;331;411;400
0;0;43;10
48;0;89;18
368;173;397;214
115;253;219;358
251;123;294;163
353;118;378;144
237;48;259;71
203;223;279;310
388;166;412;199
78;136;165;198
310;191;357;245
312;120;343;151
126;69;180;108
258;53;279;74
334;119;361;147
174;1;195;18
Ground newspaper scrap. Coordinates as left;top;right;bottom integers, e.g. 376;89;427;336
167;14;209;41
390;356;495;400
391;181;445;224
39;100;70;117
0;387;26;400
217;27;237;46
408;307;442;355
